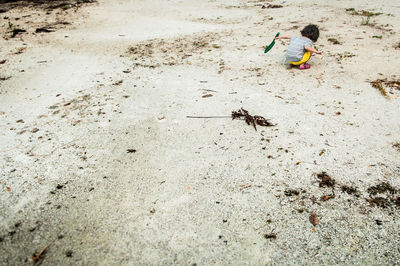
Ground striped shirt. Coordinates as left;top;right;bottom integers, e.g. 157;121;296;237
285;36;313;62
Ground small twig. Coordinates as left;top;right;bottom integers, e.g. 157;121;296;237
238;184;253;191
201;89;218;92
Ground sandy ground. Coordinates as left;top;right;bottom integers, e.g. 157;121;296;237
1;0;400;264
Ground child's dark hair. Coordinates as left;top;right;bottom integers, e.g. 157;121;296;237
301;24;319;42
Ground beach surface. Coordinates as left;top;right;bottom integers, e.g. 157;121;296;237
1;0;400;264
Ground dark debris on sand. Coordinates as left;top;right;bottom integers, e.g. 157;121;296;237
231;108;274;131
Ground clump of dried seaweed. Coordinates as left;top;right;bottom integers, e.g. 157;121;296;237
317;172;335;188
371;79;390;99
370;78;400;99
231;108;274;130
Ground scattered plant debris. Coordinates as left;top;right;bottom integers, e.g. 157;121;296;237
321;194;335;201
126;149;136;153
265;4;283;8
264;232;277;239
345;8;383;17
231;108;274;131
1;0;97;12
365;182;400;209
36;27;54;33
0;60;6;64
367;197;391;208
370;79;390;99
317;172;335;188
284;189;300;196
341;185;360;197
14;47;26;54
0;76;11;81
35;22;71;33
65;250;73;257
238;184;252;191
372;35;382;39
309;213;319;226
127;32;219;68
335;52;355;63
361;16;371;25
328;38;341;45
32;245;49;264
393;142;400;151
371;78;400;96
202;94;213;98
6;21;26;38
367;182;397;196
112;80;123;86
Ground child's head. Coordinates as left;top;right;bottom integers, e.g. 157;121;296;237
301;24;319;42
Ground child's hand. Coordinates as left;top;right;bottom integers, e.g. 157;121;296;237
316;50;323;55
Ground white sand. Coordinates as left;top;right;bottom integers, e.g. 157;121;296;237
1;0;400;264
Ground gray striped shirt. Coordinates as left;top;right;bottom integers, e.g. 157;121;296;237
285;36;313;62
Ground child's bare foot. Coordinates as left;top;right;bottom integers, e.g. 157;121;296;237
298;63;310;70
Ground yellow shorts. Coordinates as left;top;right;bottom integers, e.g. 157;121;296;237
289;51;311;65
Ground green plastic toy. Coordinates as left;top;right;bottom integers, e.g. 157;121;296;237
264;32;280;53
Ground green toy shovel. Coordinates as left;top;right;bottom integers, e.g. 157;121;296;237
264;32;280;53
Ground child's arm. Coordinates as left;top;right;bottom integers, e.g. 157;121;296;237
305;46;323;54
275;35;290;40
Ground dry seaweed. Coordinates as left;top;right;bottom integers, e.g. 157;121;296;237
383;79;400;89
10;28;26;37
341;185;360;197
321;194;335;201
328;38;341;45
231;108;274;131
1;0;96;11
266;4;283;8
370;79;390;99
367;182;397;196
36;27;54;33
367;197;391;208
317;172;335;188
345;8;383;17
284;189;300;196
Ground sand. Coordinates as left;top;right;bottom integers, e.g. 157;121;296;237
1;0;400;264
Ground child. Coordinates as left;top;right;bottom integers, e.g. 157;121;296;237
276;24;322;69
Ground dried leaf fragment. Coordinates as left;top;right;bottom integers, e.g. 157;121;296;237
321;195;335;201
309;213;319;226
